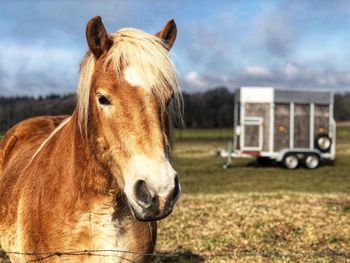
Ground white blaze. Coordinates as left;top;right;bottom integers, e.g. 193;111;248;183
124;66;145;88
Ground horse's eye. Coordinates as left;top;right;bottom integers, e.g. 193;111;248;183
97;94;111;106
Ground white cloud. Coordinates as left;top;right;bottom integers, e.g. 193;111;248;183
0;42;81;96
245;66;271;77
184;71;207;88
0;43;79;71
284;63;299;78
318;75;338;86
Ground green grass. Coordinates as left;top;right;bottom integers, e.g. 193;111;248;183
337;126;350;141
175;127;350;141
174;128;233;140
173;127;350;194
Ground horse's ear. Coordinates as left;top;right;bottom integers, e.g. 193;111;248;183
155;19;177;50
86;16;111;58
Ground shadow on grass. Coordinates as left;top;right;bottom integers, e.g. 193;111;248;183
243;158;336;169
225;159;278;169
152;250;205;263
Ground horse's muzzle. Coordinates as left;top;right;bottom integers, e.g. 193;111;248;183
131;175;181;221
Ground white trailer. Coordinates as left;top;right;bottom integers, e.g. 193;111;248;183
221;87;336;169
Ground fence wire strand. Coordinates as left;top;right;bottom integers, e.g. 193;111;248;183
1;249;350;262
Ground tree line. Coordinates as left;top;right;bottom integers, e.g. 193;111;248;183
0;87;350;132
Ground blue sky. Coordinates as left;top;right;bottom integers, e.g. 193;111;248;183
1;0;350;96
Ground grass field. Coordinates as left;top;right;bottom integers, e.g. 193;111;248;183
1;128;350;262
153;127;350;262
171;128;350;194
174;128;234;140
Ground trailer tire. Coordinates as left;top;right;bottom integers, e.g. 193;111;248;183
303;154;320;169
315;134;332;153
282;153;299;169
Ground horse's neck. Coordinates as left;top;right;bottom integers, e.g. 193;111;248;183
65;113;145;252
61;111;116;196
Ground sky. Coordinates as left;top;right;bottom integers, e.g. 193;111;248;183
1;0;350;97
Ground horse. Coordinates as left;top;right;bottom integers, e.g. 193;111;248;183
0;16;182;262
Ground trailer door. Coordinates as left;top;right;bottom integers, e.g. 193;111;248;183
242;117;263;151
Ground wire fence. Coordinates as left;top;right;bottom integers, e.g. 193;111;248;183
1;249;350;262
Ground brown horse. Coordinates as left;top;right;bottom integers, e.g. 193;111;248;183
0;16;182;262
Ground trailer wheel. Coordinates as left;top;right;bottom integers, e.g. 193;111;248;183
282;153;299;169
315;134;332;153
303;154;320;169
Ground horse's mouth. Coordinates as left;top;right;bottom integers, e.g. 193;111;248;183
129;202;174;221
129;194;175;221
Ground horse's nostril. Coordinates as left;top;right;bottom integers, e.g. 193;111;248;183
171;175;181;203
134;180;153;208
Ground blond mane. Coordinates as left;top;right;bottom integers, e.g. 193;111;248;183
77;28;183;135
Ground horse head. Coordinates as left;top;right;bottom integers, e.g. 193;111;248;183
78;16;182;221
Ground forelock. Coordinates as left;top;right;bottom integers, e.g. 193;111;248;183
77;27;183;136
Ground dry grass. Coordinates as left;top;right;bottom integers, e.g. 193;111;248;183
154;193;350;262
